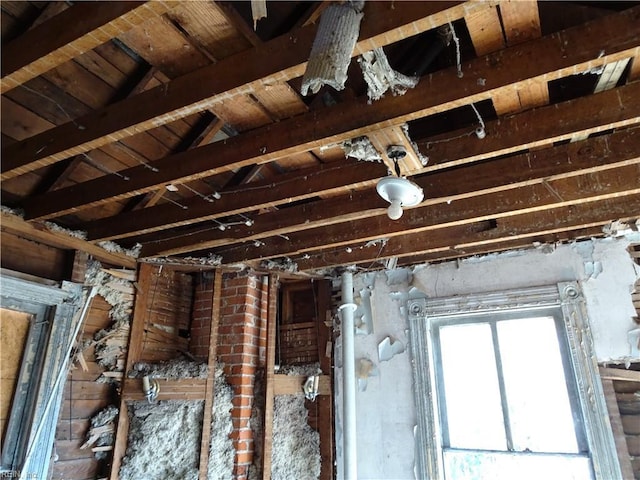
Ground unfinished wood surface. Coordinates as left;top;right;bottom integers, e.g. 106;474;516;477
273;374;331;396
294;195;640;271
20;14;640;217
121;377;207;401
52;295;114;480
602;379;636;479
213;163;640;263
0;2;176;93
368;126;425;175
109;263;155;480
261;274;279;480
1;1;487;179
0;211;136;269
198;268;222;480
600;367;640;383
138;125;640;256
466;0;548;114
82;160;388;241
0;230;71;280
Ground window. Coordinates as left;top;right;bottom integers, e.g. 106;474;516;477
407;283;621;480
0;275;92;478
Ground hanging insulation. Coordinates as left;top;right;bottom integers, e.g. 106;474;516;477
300;1;364;96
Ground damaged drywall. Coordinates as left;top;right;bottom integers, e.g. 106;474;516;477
119;400;204;480
334;236;640;479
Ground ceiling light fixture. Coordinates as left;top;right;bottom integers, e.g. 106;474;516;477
376;145;424;220
376;176;424;220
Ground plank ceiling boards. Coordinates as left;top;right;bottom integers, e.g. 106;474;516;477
1;1;639;274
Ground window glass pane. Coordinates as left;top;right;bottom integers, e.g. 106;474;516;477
443;449;593;480
440;323;506;450
497;316;579;453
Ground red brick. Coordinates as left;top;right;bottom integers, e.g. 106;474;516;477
232;394;254;408
235;451;253;465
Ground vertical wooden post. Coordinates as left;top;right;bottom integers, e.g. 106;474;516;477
602;378;635;479
315;279;334;480
198;269;223;479
261;274;278;480
109;262;155;480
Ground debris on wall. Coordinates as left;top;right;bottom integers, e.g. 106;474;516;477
385;268;413;286
401;124;429;167
260;257;298;273
83;259;136;372
378;336;405;362
209;366;235;480
356;358;378;391
119;400;204;480
358;48;419;102
603;220;638;238
85;260;134;323
353;286;374;335
341;136;383;163
97;240;141;258
144;254;222;267
82;405;118;460
300;1;364;96
44;221;88;239
129;359;208;379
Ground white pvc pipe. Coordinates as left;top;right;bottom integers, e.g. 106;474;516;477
340;271;358;480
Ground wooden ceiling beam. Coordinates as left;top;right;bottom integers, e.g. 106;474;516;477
0;1;175;93
23;76;640;225
139;128;640;256
0;211;136;269
394;226;604;268
419;81;640;172
1;1;481;179
20;11;640;219
214;164;640;263
84;160;389;241
293;195;640;271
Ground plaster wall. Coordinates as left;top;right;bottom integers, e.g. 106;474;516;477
334;237;639;480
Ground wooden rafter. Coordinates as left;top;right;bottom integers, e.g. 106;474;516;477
294;195;640;271
214;164;640;264
2;1;487;179
20;12;640;220
0;211;136;268
0;2;176;93
139;128;640;256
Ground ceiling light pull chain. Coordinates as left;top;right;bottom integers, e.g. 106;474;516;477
448;21;463;79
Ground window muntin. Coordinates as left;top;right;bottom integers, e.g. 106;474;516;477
432;308;592;479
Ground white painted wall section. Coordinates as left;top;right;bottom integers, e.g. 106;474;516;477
334;236;640;479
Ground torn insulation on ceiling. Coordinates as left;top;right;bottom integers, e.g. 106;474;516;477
300;1;364;96
341;136;383;163
358;48;419;102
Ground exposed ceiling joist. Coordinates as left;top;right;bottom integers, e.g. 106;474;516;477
2;1;484;179
214;165;640;263
20;10;640;220
294;195;640;271
0;1;176;93
83;160;389;240
140;128;640;256
0;211;136;269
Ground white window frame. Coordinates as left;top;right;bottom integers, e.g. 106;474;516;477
407;282;621;480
